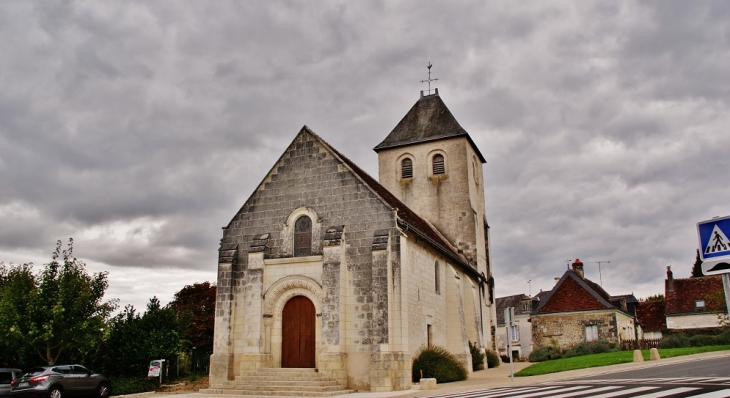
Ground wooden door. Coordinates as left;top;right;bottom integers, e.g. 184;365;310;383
281;296;315;368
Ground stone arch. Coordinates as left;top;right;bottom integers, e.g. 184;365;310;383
263;275;324;368
396;152;415;180
282;207;322;257
428;149;448;176
263;275;324;317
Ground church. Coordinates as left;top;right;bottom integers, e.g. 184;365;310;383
209;87;497;393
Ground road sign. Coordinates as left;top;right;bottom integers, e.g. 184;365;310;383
697;215;730;275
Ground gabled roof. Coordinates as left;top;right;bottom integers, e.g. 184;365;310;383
635;300;667;331
666;275;725;315
611;294;639;304
496;294;533;325
373;92;486;163
302;127;483;282
534;270;624;315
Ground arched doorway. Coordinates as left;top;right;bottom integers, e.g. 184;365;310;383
281;295;315;368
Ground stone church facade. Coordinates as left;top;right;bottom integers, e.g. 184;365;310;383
209;89;496;392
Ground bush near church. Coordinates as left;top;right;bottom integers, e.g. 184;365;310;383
411;346;468;383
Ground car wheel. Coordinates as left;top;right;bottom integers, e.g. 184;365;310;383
49;387;63;398
97;383;110;398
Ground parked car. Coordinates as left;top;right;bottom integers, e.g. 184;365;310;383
1;369;22;398
9;365;109;398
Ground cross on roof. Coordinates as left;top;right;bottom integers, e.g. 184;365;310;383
420;62;439;95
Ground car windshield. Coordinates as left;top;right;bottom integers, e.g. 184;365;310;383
22;368;46;377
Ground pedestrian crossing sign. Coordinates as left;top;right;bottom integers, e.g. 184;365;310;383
697;215;730;275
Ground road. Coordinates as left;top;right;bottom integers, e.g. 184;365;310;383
583;355;730;379
421;354;730;398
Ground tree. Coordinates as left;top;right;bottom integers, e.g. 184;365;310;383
691;249;703;277
103;298;182;376
0;239;117;365
169;282;216;352
640;294;665;302
0;262;37;366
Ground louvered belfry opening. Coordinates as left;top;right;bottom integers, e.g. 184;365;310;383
432;154;445;175
401;158;413;179
294;216;312;256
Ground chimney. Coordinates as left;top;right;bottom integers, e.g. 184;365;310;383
572;259;584;278
666;265;674;292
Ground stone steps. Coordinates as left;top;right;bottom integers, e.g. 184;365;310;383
202;368;354;397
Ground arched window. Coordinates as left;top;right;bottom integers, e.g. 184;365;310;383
294;216;312;256
432;154;445;175
401;158;413;179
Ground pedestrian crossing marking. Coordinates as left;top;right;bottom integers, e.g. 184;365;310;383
420;382;730;398
691;390;730;398
705;225;730;256
588;386;658;398
636;387;700;397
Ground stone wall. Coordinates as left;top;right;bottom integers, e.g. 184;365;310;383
667;313;725;329
213;130;401;388
532;310;629;349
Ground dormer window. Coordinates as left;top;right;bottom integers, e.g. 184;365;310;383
432;154;445;175
401;158;413;179
294;216;312;256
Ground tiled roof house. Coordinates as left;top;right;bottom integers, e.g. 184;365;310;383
635;300;667;339
531;259;637;349
664;266;727;331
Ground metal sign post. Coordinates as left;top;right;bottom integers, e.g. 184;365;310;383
505;307;515;382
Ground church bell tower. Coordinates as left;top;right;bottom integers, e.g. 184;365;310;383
373;88;490;280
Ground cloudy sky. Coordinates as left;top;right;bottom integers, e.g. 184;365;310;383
2;1;729;311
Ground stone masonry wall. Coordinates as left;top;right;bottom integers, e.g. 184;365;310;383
214;129;399;385
531;310;621;349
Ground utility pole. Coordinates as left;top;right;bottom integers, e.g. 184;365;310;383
588;260;611;286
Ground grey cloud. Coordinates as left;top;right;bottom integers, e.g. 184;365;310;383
2;1;730;311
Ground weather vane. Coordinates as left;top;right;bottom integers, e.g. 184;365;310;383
420;62;439;95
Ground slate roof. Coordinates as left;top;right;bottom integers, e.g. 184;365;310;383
496;294;531;325
666;275;725;315
635;300;667;331
373;92;487;163
534;269;628;315
304;126;483;282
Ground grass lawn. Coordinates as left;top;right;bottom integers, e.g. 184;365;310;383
514;345;730;377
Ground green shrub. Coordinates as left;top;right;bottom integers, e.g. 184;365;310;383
564;340;618;358
411;345;468;383
528;346;562;362
715;329;730;345
109;376;155;395
689;334;716;347
660;334;690;348
485;350;500;368
500;354;511;363
468;341;486;370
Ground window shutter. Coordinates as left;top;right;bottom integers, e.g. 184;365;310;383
401;158;413;179
432;154;445;175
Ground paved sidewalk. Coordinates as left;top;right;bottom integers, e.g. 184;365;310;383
152;350;730;398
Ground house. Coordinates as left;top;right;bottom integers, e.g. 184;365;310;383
635;300;666;339
664;266;727;331
209;89;496;392
495;294;538;359
531;259;637;349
